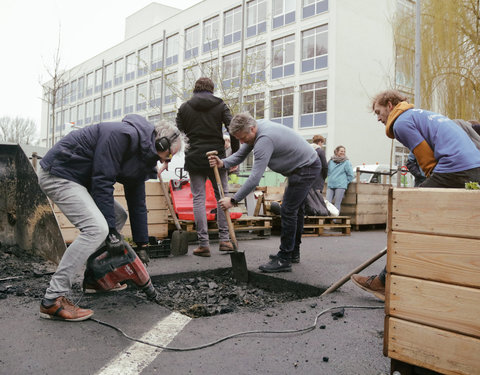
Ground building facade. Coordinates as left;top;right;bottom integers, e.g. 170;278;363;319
41;0;408;177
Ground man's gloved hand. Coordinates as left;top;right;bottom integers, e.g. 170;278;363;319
106;228;125;255
135;243;150;266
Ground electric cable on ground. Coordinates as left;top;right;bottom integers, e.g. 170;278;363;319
89;305;383;352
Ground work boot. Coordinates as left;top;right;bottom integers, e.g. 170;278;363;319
350;274;385;301
84;282;127;294
269;252;300;263
259;257;292;273
219;241;234;252
193;246;211;257
40;296;94;322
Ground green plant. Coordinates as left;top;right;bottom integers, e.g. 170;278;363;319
465;181;480;190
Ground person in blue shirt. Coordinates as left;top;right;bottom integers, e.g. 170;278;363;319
326;146;354;214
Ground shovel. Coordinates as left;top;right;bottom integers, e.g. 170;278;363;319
159;176;189;256
206;151;248;283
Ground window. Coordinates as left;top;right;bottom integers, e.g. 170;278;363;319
62;83;69;106
86;73;94;96
201;58;219;84
126;53;136;81
150;78;162;107
77;76;85;100
151;40;164;71
95;68;102;93
113;91;122;118
224;6;242;45
300;81;327;128
94;97;101;122
271;35;295;79
148;113;162;123
69;107;76;127
70;80;77;103
104;64;113;89
301;24;328;72
203;16;219;53
103;94;112;120
247;0;267;37
77;103;84;126
163;111;176;122
85;100;93;124
185;24;200;60
183;65;200;94
245;44;266;84
302;0;328;19
114;58;124;85
273;0;295;29
166;34;179;66
245;93;264;119
164;72;177;104
136;82;147;111
137;47;149;77
222;51;241;89
124;87;134;114
270;87;294;127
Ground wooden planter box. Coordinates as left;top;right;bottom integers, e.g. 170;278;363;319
384;188;480;375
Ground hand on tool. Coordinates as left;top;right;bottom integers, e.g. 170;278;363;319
219;197;233;210
208;154;224;168
106;228;124;255
135;243;150;266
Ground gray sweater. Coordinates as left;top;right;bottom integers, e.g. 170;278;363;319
223;119;318;201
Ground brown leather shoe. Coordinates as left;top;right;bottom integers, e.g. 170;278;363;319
40;296;94;321
351;274;385;301
219;241;234;252
193;246;211;257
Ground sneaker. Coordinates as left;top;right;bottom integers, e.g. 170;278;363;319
40;296;94;322
219;241;234;252
269;253;300;263
259;257;292;273
350;274;385;301
193;246;211;257
84;282;127;294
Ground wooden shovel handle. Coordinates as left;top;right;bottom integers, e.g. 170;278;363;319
159;176;182;231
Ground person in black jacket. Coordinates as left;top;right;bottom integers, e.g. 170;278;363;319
37;115;184;321
311;135;328;192
176;77;239;257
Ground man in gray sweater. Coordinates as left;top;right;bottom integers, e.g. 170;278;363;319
208;113;321;272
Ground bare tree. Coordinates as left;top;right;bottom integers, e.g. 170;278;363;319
0;116;38;144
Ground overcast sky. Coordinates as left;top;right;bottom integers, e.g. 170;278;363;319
0;0;203;134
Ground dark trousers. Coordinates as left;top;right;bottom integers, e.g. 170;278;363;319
278;158;321;260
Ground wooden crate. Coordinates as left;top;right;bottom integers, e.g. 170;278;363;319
384;188;480;375
302;216;351;236
54;181;169;244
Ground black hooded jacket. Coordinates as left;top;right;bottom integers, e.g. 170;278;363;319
176;91;239;172
40;114;159;243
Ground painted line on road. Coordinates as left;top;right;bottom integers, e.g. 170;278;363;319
96;311;191;375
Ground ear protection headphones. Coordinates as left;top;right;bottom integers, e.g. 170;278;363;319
155;131;179;152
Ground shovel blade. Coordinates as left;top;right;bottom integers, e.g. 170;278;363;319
170;230;189;256
230;251;249;283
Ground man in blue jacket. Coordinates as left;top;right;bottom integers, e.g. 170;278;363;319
38;115;184;321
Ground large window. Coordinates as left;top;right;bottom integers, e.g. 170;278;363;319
124;87;134;114
245;93;264;119
201;58;219;84
137;47;149;77
150;78;161;107
272;35;295;79
302;0;328;19
114;58;124;86
224;6;242;45
164;72;177;104
185;24;200;60
203;16;219;53
247;0;267;37
104;64;113;89
85;101;93;124
103;94;112;120
61;83;69;106
113;91;122;118
136;82;147;111
222;51;241;89
126;53;136;81
70;80;77;103
270;87;294;127
95;68;102;93
77;103;84;126
302;24;328;72
245;44;266;84
300;81;327;128
94;97;101;122
77;76;85;100
151;40;164;71
273;0;295;29
183;65;200;93
166;34;179;66
86;73;94;96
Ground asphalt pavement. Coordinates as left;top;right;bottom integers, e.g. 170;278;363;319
0;229;390;375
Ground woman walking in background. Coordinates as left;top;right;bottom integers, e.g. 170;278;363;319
326;145;354;214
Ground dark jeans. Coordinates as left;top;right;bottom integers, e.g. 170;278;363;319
278;158;321;260
379;166;480;285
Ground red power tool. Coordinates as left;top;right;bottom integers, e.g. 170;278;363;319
83;242;159;301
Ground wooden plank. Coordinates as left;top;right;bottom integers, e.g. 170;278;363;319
121;224;168;239
113;181;166;196
388;232;480;288
391;188;480;239
385;317;480;375
350;213;387;225
115;195;168;210
388;275;480;338
356;194;388;204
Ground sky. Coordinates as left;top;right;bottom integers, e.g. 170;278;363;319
0;0;203;135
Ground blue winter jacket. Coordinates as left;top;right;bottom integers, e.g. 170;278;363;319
327;159;354;189
40;114;159;243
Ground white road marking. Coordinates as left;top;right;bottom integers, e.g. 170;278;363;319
96;312;191;375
